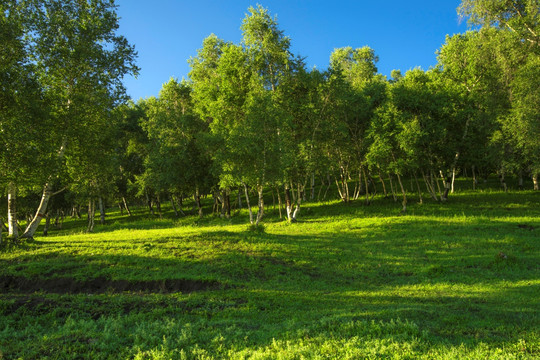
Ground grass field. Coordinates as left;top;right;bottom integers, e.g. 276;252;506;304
1;183;539;359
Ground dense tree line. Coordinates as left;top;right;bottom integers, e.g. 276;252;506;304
1;1;538;239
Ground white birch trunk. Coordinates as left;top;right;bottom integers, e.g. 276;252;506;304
243;183;254;224
533;173;539;191
7;182;18;239
22;141;66;238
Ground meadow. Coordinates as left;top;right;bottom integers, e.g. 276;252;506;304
1;180;539;359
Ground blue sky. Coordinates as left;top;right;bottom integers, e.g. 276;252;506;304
116;0;468;101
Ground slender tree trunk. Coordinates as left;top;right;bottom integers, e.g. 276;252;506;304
23;141;67;238
317;177;324;202
43;213;51;236
256;185;264;225
243;183;253;224
433;170;443;201
362;167;370;205
176;196;185;216
237;187;243;209
170;195;179;217
451;167;457;194
472;165;477;191
276;186;283;219
378;171;388;198
22;183;53;238
87;199;95;233
499;171;508;192
7;182;18;239
388;174;397;202
155;194;162;218
225;188;231;219
518;170;524;190
194;187;203;217
145;191;154;215
285;184;293;221
533;173;539;190
98;197;105;225
421;171;437;201
414;173;423;204
323;174;332;200
395;173;407;212
118;202;124;216
310;173;315;200
441;171;452;201
122;197;132;216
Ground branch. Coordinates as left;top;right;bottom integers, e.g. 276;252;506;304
51;186;68;197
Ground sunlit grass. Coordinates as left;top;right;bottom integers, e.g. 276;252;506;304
0;186;539;358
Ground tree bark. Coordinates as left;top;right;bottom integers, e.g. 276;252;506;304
378;171;388;198
22;182;53;238
499;171;508;192
87;199;95;233
255;185;264;225
7;182;18;239
285;184;293;221
388;174;397;202
243;183;253;224
122;197;132;216
472;165;477;191
533;173;539;190
310;173;315;200
98;197;105;225
414;173;423;204
170;195;179;217
145;190;154;215
395;173;407;212
276;186;283;219
441;171;452;201
43;213;51;236
194;187;203;217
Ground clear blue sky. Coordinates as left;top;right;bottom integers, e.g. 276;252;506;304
116;0;468;101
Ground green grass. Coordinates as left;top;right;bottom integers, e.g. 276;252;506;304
1;186;539;359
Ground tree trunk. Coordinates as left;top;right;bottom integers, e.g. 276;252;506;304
362;167;370;205
87;199;95;233
194;187;203;217
145;191;154;215
276;186;283;219
451;167;457;194
118;202;124;216
7;182;18;239
237;187;243;209
472;165;477;191
518;170;523;190
285;184;293;221
43;213;51;236
23;141;67;238
441;171;452;201
499;171;508;192
98;197;105;225
122;197;132;216
388;174;397;202
395;173;407;212
243;183;253;224
22;182;53;238
378;171;388;198
170;195;179;217
291;184;302;221
225;189;231;219
533;173;539;190
155;194;162;218
255;185;264;225
414;173;423;204
310;173;315;200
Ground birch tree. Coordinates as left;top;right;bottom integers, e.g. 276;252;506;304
21;0;138;238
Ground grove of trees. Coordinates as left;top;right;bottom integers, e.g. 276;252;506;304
1;0;538;240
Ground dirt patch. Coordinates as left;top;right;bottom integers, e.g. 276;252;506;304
517;224;535;231
0;275;222;294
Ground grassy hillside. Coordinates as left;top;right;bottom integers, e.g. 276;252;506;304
1;187;539;359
